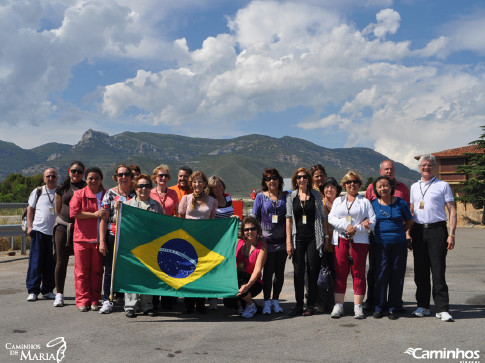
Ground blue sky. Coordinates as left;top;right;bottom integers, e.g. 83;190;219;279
1;0;484;168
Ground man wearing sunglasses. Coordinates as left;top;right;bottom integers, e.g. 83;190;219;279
364;160;410;312
26;168;58;302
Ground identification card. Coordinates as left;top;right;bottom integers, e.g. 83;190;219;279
272;215;278;224
346;215;352;223
49;207;55;214
419;201;425;209
302;215;307;224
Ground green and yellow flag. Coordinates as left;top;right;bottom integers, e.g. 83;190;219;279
112;204;239;298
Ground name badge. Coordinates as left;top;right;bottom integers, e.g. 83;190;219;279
302;215;307;224
272;215;278;224
49;208;55;215
419;201;425;209
346;215;352;223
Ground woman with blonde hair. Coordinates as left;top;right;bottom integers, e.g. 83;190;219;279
150;164;179;217
328;170;375;319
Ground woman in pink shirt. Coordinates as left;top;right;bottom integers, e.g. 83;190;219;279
70;167;108;312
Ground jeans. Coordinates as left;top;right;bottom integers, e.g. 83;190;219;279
26;230;55;295
374;242;407;312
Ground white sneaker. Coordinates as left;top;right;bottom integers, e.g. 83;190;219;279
412;307;431;317
209;298;218;310
99;300;113;314
354;304;365;319
26;293;38;302
271;299;283;313
42;292;56;300
436;312;454;322
53;293;64;307
262;300;272;315
330;304;343;319
241;303;257;318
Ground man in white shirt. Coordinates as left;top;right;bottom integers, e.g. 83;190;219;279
409;154;456;322
26;168;58;302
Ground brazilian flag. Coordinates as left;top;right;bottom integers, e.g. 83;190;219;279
112;204;239;297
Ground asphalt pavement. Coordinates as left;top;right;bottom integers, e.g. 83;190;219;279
1;227;484;363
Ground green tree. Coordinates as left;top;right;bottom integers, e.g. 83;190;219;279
361;177;374;192
456;126;485;225
0;173;44;203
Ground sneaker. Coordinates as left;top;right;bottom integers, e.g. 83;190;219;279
90;305;100;311
436;312;454;322
42;292;56;300
208;298;218;310
412;307;430;317
271;299;283;313
78;306;88;312
330;304;343;319
53;293;64;307
354;304;365;319
262;300;272;315
241;303;257;318
373;311;383;319
26;293;38;302
126;309;136;318
100;300;113;314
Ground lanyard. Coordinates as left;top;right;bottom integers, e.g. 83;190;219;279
345;196;355;215
419;177;436;200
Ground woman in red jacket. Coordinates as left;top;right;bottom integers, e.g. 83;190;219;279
70;167;108;312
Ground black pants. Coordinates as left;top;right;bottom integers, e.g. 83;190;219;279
102;232;115;301
411;223;449;313
54;224;71;294
365;232;376;306
293;238;320;307
262;249;287;300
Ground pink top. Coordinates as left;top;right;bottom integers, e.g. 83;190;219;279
178;194;217;220
70;186;106;242
150;188;179;216
236;239;264;279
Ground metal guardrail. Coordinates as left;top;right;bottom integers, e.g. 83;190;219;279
0;203;28;255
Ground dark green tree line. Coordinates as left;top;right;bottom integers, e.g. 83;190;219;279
0;173;44;203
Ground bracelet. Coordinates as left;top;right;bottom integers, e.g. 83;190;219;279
449;234;455;238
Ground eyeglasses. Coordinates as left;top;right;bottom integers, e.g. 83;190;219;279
158;173;170;179
243;227;257;232
345;180;359;185
136;184;151;189
117;172;132;178
296;175;308;180
70;169;83;175
265;176;278;182
45;175;57;179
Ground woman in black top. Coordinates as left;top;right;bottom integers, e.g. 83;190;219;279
53;161;86;307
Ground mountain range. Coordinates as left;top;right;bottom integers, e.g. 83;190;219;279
0;129;420;196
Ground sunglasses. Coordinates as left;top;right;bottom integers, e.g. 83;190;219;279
136;184;151;189
158;173;170;178
345;180;359;185
243;227;257;232
117;172;132;178
265;176;279;182
45;175;57;179
296;175;308;180
70;169;84;175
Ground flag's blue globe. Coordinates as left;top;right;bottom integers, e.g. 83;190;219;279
158;239;198;278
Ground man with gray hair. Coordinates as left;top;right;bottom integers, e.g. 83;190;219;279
26;168;58;302
409;154;456;322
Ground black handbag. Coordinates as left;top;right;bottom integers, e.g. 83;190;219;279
317;254;334;290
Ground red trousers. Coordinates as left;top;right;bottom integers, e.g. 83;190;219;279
74;242;104;307
334;237;369;295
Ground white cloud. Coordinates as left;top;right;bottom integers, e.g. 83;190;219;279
441;9;485;56
362;8;401;39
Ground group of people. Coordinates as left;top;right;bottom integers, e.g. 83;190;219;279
24;154;457;322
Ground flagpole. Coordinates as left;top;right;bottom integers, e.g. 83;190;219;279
110;203;122;301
